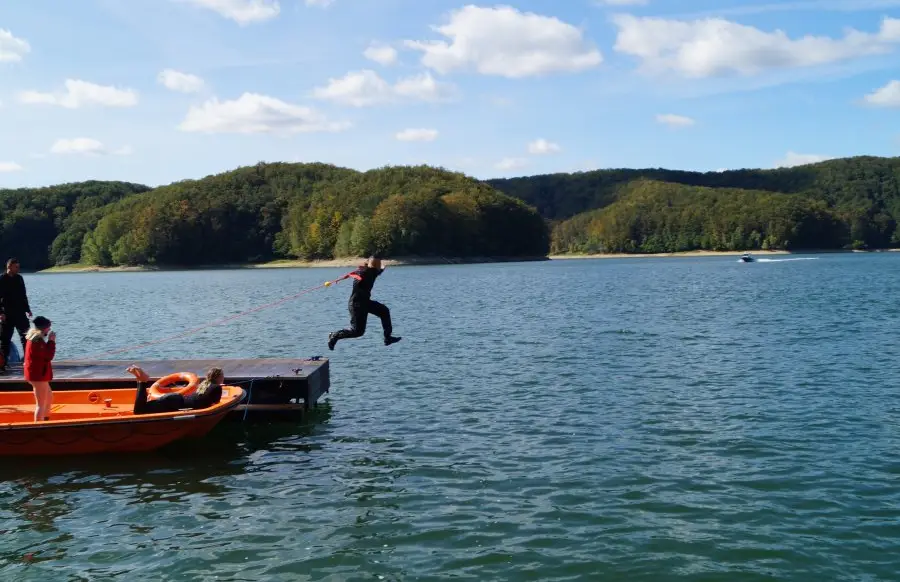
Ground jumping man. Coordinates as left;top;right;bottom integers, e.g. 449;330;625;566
328;257;401;350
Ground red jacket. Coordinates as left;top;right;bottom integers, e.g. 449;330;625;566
24;338;55;382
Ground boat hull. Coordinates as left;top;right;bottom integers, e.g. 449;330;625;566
0;386;244;456
0;358;330;421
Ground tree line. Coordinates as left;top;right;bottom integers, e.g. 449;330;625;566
2;155;899;269
490;155;900;253
0;163;548;269
550;180;859;254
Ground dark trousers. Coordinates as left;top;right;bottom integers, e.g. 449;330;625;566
133;382;186;415
0;314;28;366
333;299;392;341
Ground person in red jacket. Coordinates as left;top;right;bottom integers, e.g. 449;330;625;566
23;316;55;422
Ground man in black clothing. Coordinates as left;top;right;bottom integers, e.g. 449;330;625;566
0;258;31;371
328;257;402;350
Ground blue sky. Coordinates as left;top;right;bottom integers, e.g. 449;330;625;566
1;0;900;188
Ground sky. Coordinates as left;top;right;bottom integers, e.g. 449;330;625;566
1;0;900;188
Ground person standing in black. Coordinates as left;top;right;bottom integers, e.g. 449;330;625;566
0;258;32;372
328;257;401;350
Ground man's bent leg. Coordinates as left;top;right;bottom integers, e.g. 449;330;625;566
329;302;369;349
369;301;401;346
367;301;393;338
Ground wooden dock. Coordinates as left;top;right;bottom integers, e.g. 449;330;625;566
0;358;330;421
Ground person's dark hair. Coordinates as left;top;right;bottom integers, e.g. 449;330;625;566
32;316;51;329
6;258;18;268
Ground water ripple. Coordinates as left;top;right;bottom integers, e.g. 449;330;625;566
3;256;900;580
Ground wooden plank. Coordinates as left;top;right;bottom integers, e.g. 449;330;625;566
0;358;328;383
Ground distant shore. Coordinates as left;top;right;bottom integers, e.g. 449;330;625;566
34;249;899;273
36;256;549;274
549;248;899;260
548;250;791;260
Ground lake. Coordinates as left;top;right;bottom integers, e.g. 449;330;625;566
2;254;899;581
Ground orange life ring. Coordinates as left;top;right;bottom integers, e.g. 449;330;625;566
148;372;199;400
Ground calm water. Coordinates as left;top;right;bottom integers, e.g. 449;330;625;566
2;254;900;581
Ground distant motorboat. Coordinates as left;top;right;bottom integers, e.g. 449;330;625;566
739;253;755;263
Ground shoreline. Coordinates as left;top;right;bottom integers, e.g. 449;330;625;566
36;256;550;274
548;250;790;260
34;249;899;274
549;248;899;260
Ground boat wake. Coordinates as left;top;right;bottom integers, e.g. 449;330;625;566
754;257;820;263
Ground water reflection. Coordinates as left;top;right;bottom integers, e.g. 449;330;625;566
0;404;332;569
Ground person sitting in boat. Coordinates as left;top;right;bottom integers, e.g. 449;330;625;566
128;365;225;414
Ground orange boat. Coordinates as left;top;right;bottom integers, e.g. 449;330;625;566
0;385;245;456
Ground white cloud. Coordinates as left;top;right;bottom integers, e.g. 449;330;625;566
863;80;900;106
773;151;833;168
178;92;350;134
395;128;438;142
0;162;22;173
19;79;138;108
312;70;455;106
306;0;334;7
0;29;29;62
49;138;133;156
178;0;280;24
393;73;455;102
527;139;561;154
158;69;205;93
656;113;695;127
363;43;398;66
613;14;900;78
495;157;528;171
405;5;603;78
51;138;105;155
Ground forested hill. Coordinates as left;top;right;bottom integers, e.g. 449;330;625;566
490;155;900;253
488;156;900;221
0;163;549;270
4;156;900;270
0;181;151;269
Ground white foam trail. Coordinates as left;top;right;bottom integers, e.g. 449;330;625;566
750;257;819;263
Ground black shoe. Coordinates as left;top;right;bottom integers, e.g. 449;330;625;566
328;333;338;351
384;336;402;346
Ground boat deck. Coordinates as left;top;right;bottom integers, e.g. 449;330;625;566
0;386;246;423
0;358;330;420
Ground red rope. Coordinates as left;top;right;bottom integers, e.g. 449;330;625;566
81;278;344;360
